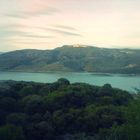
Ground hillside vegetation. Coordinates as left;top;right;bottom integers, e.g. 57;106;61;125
0;45;140;73
0;79;140;140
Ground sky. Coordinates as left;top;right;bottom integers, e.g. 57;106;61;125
0;0;140;51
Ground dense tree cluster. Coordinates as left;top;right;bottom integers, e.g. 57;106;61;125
0;79;139;140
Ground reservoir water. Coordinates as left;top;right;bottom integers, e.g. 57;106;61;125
0;71;140;92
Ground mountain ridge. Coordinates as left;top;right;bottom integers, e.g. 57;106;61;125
0;45;140;74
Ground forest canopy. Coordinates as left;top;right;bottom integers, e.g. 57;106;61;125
0;79;140;140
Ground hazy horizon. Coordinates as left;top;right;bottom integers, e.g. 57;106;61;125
0;0;140;51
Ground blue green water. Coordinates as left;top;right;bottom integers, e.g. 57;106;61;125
0;71;140;92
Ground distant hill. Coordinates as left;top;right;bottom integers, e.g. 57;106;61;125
0;45;140;74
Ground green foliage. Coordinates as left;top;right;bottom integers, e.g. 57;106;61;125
57;78;70;85
19;85;36;97
98;84;113;96
21;95;46;114
104;95;140;140
0;125;25;140
6;113;28;126
58;133;95;140
0;80;137;140
0;97;16;112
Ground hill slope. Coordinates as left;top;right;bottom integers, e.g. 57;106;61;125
0;45;140;73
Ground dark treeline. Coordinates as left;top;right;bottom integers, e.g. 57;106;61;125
0;79;140;140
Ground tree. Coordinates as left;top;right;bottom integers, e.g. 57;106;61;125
21;95;47;114
98;84;113;96
57;78;70;85
0;97;16;112
0;125;25;140
27;121;54;140
7;113;28;126
19;85;36;97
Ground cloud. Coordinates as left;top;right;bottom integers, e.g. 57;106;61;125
12;41;49;44
21;34;53;38
0;30;28;38
37;27;82;37
2;7;60;19
1;24;82;37
0;29;53;39
0;24;28;29
51;25;77;31
47;28;82;36
4;14;28;19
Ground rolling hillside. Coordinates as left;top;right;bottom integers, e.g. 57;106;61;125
0;45;139;74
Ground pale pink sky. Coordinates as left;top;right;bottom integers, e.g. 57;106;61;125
0;0;140;51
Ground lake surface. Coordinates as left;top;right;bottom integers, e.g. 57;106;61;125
0;71;140;92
